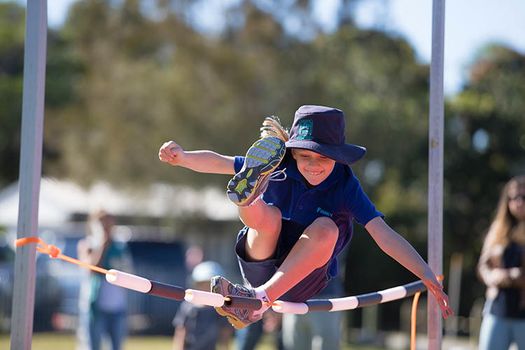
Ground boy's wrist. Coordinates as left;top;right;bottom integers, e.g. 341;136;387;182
172;151;189;168
421;266;439;285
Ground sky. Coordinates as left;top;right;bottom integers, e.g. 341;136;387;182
42;0;525;95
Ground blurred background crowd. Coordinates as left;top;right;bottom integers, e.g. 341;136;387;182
1;0;525;349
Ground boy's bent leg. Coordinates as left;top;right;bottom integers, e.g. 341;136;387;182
211;210;282;330
260;217;339;302
240;200;282;261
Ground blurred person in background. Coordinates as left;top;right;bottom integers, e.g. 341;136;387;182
281;276;344;350
173;261;233;350
478;175;525;349
185;245;204;273
235;310;284;350
77;210;133;350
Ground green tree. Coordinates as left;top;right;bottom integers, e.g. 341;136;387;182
0;2;25;187
0;2;82;186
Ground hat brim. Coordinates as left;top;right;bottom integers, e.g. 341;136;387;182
285;140;366;165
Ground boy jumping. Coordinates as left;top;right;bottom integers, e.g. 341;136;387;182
158;105;453;329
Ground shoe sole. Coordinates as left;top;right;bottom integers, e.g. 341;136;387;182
227;137;286;206
211;276;251;329
214;305;249;330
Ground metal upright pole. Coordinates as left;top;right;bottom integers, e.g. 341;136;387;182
10;1;48;349
428;0;445;349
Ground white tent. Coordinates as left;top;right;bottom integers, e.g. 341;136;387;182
0;178;238;229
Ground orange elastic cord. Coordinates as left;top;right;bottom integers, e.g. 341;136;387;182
15;236;109;275
409;275;446;350
410;291;421;350
15;236;43;249
16;236;60;257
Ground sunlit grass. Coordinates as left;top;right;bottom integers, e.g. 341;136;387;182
0;332;384;350
1;334;171;350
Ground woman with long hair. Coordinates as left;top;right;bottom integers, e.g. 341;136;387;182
478;175;525;349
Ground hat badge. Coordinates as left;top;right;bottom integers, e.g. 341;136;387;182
296;119;313;141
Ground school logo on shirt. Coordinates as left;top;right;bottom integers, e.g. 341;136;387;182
316;207;333;217
296;119;314;140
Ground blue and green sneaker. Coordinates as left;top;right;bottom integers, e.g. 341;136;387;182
227;136;286;206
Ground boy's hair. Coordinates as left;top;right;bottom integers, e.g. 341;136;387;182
260;116;289;142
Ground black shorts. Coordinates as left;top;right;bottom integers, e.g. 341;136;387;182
235;219;330;302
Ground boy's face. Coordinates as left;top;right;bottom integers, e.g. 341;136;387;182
291;149;336;186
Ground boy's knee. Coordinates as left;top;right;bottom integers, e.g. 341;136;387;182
308;217;338;247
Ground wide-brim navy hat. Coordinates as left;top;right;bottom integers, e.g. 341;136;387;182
285;105;366;165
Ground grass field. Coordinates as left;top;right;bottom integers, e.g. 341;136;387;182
0;334;171;350
0;333;384;350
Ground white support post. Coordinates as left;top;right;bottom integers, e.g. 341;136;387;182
10;1;48;349
428;0;445;349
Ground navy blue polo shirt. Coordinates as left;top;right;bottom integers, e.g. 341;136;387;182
234;154;383;277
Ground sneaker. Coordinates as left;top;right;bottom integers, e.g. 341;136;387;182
227;136;286;206
210;276;262;329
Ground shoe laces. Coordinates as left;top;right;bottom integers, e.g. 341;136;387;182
246;169;287;207
269;168;287;182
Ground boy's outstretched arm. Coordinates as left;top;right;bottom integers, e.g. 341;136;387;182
159;140;236;175
364;217;454;319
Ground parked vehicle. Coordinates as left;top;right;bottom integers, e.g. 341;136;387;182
0;240;14;332
0;236;61;332
125;240;187;334
48;235;187;335
0;232;187;335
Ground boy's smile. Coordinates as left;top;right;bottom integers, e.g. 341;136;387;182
291;149;336;186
